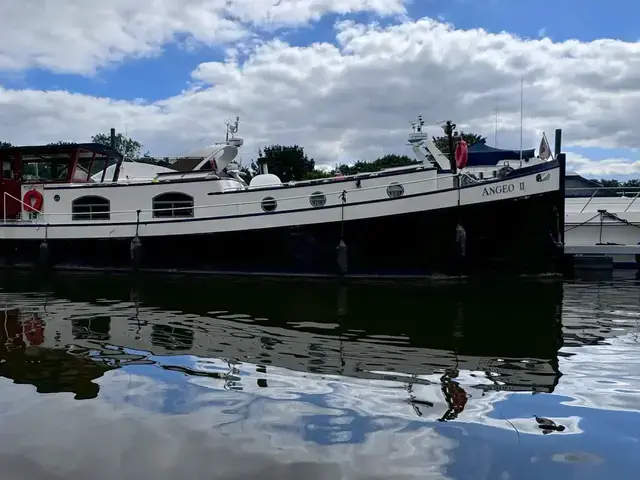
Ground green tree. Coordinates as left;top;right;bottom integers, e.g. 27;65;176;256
432;131;486;155
595;179;620;188
47;141;76;146
91;132;144;159
0;141;12;149
250;145;316;182
333;154;417;176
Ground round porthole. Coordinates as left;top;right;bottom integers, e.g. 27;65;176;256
386;182;404;199
261;196;277;212
309;191;326;208
53;194;60;202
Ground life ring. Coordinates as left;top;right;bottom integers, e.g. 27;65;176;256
455;140;468;170
23;315;44;346
23;189;43;212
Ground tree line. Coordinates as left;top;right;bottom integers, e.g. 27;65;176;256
2;130;638;185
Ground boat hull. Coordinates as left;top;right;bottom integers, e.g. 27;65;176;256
0;190;563;277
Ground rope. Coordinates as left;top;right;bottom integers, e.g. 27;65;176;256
600;210;640;230
564;210;640;233
564;212;601;232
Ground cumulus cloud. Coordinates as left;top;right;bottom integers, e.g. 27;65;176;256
0;0;406;74
567;152;640;177
1;7;640;172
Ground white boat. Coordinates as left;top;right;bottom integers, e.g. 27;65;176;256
563;174;640;268
0;116;564;277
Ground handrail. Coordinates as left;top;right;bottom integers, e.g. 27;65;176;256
3;191;43;223
20;173;460;219
624;191;640;213
567;186;640;213
566;186;640;191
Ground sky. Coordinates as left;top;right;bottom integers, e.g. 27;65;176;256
1;0;639;179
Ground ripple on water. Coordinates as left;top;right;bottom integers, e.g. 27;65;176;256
0;274;638;478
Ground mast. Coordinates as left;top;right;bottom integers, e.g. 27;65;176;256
494;97;498;147
443;120;456;174
519;77;523;163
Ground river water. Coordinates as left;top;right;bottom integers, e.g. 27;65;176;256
0;271;638;479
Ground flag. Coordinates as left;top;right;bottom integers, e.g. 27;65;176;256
538;133;552;160
209;155;218;172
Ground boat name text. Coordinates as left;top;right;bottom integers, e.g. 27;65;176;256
482;182;525;196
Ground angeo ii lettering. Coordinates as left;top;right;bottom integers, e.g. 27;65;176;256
482;182;525;196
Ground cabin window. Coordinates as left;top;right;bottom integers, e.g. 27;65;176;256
73;152;111;183
152;192;194;218
2;160;12;179
386;182;404;199
72;196;110;221
261;197;277;212
22;152;73;182
309;191;326;208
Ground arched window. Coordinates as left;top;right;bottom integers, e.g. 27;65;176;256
152;192;194;218
72;195;110;220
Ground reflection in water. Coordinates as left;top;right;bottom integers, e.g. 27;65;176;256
150;324;195;351
0;274;566;403
72;316;111;341
0;272;638;479
0;308;112;399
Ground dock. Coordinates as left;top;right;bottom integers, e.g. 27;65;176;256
564;244;640;270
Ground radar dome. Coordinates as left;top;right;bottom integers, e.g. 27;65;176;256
249;173;282;188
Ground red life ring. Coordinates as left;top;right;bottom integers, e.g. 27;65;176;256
455;140;468;170
23;316;45;346
23;189;43;212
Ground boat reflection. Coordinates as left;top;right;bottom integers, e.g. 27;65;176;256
0;308;113;399
0;273;568;419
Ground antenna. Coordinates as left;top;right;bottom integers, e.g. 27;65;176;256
519;76;523;163
494;97;498;147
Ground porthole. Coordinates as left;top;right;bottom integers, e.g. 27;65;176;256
261;196;277;212
309;191;326;208
386;182;404;199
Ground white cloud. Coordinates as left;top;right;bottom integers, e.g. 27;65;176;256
0;0;406;74
1;9;640;171
567;152;640;177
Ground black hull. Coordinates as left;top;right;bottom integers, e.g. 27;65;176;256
1;192;563;277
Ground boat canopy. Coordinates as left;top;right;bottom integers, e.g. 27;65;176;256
467;142;536;167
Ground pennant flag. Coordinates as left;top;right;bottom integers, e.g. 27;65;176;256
539;133;552;160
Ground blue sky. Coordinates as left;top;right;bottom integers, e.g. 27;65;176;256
1;0;638;178
6;0;638;102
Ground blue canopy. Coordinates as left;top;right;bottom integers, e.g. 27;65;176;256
466;142;536;167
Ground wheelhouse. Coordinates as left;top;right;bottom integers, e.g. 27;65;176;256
0;143;123;220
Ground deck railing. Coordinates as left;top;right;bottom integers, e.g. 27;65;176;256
3;173;459;225
3;191;43;223
566;186;640;213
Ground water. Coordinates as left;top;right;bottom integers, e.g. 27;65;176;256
0;272;639;479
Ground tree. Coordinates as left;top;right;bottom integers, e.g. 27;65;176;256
594;178;640;192
432;131;486;155
250;145;316;182
0;141;11;149
333;154;418;176
91;132;144;159
47;141;76;146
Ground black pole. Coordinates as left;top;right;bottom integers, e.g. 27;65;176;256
557;152;566;246
554;129;562;158
110;128;122;182
444;121;457;174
